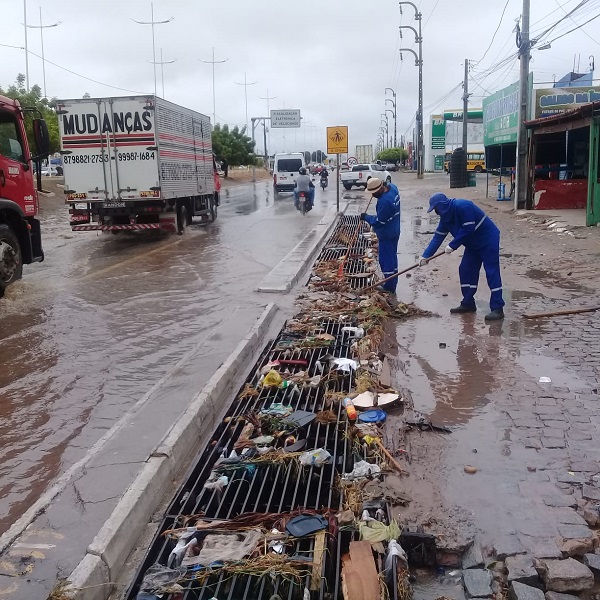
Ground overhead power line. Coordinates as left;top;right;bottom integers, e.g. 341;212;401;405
476;0;511;64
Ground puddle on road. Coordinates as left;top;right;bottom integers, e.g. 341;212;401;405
412;572;466;600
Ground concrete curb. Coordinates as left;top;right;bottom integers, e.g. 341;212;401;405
257;203;348;293
64;303;278;600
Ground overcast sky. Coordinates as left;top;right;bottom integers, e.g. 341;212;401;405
2;0;599;155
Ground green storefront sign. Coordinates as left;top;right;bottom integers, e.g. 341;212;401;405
431;115;445;150
483;80;519;146
434;155;445;171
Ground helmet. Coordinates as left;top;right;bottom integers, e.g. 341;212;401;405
299;167;307;175
366;177;384;194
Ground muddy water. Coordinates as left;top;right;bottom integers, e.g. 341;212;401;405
0;181;337;536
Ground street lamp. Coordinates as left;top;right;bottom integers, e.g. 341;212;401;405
200;47;229;127
385;109;395;147
381;113;389;148
133;2;174;98
385;88;397;147
234;72;257;134
399;1;423;178
147;48;175;98
25;6;61;98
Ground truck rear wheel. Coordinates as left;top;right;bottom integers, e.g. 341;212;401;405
0;224;23;287
211;198;218;221
343;183;352;190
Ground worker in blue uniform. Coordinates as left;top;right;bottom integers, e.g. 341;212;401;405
420;193;505;321
360;177;401;293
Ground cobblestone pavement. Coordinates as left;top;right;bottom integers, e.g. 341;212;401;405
370;173;600;569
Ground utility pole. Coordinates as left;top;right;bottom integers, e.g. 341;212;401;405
25;7;61;98
200;47;228;127
23;1;29;90
148;48;175;98
259;89;277;158
515;0;531;209
234;72;257;134
399;1;423;178
133;3;173;98
381;113;389;148
462;58;469;153
385;88;397;147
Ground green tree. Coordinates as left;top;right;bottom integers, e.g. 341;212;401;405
311;150;327;163
376;147;408;163
211;123;257;166
303;151;311;164
0;75;60;155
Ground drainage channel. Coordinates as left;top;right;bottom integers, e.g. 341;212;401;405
127;214;402;600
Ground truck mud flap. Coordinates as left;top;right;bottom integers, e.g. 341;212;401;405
28;218;44;262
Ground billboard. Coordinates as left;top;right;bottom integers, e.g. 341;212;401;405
431;115;445;150
270;109;301;128
483;80;519;146
534;87;600;118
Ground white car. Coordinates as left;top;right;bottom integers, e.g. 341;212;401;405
340;164;391;191
40;166;60;177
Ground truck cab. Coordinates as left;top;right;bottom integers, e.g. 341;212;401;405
0;96;48;293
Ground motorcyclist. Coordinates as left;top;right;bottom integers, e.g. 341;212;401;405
294;167;315;209
320;168;329;181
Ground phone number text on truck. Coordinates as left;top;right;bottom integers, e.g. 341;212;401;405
58;95;221;234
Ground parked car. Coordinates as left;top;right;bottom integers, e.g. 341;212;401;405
41;166;61;177
340;164;391;191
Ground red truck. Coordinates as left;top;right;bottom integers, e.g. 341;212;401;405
0;95;49;295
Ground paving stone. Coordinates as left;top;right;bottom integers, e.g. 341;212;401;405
583;553;600;575
557;524;594;540
542;496;578;508
509;582;545;600
582;485;600;501
537;413;568;421
582;507;600;527
557;473;588;485
561;539;594;558
543;429;566;438
568;432;593;441
525;439;543;450
520;537;562;559
463;542;485;569
494;536;528;560
540;558;594;592
463;569;493;598
545;592;580;600
542;438;567;449
548;509;588;525
569;416;591;424
544;421;571;431
518;420;546;429
569;461;600;473
506;556;541;587
518;520;558;538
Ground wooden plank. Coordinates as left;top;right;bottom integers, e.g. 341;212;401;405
523;306;600;319
348;541;380;600
311;531;326;591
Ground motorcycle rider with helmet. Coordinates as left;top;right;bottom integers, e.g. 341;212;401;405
294;167;315;210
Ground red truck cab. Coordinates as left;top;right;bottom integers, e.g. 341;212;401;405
0;95;49;293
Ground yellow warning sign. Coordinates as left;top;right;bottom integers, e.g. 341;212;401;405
326;126;348;154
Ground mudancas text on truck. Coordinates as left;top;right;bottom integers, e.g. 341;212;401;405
0;95;50;295
58;95;221;234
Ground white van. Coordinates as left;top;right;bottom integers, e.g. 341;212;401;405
273;152;305;194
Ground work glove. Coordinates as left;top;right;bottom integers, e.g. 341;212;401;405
419;257;428;267
444;244;454;254
360;213;367;221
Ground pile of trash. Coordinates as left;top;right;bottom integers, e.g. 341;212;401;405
130;215;434;600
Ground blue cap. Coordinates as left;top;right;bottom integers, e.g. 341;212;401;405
427;193;448;213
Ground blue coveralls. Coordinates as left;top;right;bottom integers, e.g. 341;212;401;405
364;183;401;292
422;195;505;311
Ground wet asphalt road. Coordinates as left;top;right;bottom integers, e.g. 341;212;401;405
0;176;347;542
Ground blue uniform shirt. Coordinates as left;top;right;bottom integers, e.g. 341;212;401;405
364;183;400;240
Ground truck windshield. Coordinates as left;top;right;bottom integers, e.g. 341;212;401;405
277;159;302;172
0;115;25;163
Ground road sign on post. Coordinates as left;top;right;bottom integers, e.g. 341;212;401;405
347;156;358;167
270;109;301;128
327;126;348;154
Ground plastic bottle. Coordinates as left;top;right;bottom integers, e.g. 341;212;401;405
342;397;357;421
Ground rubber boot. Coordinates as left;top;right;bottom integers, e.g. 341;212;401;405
450;304;477;314
485;308;505;321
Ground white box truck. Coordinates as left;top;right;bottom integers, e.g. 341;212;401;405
57;96;220;234
355;144;373;165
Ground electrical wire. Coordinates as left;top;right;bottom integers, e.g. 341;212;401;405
423;0;442;28
543;10;600;46
475;0;511;64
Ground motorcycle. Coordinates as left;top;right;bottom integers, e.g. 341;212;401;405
297;191;310;216
320;175;328;190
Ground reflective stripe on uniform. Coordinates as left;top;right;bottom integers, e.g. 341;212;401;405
377;210;400;225
474;215;487;230
435;229;448;235
490;286;502;292
462;221;475;226
461;284;478;288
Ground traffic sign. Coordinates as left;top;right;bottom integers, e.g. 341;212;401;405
347;156;358;166
270;109;301;128
326;126;348;154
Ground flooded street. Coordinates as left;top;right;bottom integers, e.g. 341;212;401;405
0;178;340;539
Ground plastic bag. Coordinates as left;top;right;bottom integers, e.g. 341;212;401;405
359;519;401;543
343;460;381;480
263;370;283;388
299;448;332;467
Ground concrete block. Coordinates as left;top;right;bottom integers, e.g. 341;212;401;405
506;556;540;587
463;569;493;598
509;582;545;600
583;553;600;575
557;525;594;540
540;558;594;592
65;553;111;600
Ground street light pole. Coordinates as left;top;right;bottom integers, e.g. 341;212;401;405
381;114;389;148
259;89;277;158
200;47;228;127
23;1;29;90
25;6;61;98
462;58;469;154
234;72;257;134
385;88;397;147
399;1;423;178
385;109;395;148
133;2;174;98
147;48;176;98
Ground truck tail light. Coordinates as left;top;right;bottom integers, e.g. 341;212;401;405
359;172;363;179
